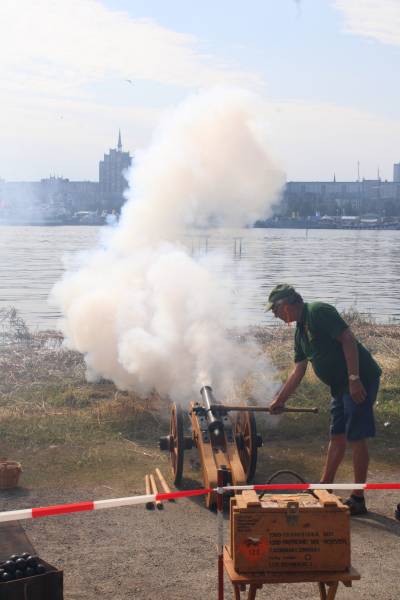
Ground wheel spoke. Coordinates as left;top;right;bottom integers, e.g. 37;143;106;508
168;403;184;486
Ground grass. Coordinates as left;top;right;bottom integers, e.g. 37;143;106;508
0;307;399;491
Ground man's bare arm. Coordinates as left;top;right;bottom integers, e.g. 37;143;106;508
337;328;366;403
269;360;308;413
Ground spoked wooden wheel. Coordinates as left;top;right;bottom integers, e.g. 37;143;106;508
169;403;184;486
234;411;258;483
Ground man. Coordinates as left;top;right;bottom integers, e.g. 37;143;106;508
268;284;381;515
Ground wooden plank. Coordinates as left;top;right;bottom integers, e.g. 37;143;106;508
0;522;35;562
149;474;163;510
145;475;155;510
241;490;260;507
155;468;175;501
319;582;328;600
313;490;344;508
327;582;339;600
190;405;218;507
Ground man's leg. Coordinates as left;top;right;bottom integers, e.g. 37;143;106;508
344;379;378;514
350;438;369;497
320;434;347;483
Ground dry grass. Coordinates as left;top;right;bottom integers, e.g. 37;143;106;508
0;308;169;485
0;307;399;486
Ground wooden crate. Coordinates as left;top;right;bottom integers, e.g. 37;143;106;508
0;522;63;600
0;559;63;600
230;490;350;574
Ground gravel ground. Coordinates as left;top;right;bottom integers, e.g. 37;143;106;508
1;474;400;600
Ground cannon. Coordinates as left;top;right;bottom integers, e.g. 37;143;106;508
159;386;318;508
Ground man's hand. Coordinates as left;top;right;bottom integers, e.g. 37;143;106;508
269;396;286;414
268;361;307;415
349;379;367;404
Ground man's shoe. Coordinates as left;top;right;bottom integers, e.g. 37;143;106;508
343;495;367;516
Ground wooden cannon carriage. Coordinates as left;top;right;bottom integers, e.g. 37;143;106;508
159;386;317;508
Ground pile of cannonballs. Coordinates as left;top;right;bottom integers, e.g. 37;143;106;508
0;553;46;581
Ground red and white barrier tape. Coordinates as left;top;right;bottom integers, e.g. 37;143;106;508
223;482;400;492
0;483;399;524
0;488;212;523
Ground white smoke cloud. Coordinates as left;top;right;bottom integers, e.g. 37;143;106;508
51;88;284;403
334;0;400;47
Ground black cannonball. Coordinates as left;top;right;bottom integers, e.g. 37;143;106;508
15;569;24;579
26;555;39;567
35;564;46;574
395;503;400;521
9;554;20;561
26;566;36;577
4;560;16;573
2;571;14;581
15;558;27;570
21;552;30;559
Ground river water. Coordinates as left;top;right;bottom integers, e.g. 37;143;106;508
0;226;399;330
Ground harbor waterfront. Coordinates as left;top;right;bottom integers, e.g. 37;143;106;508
1;225;399;330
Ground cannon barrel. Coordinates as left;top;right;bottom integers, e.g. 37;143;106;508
199;385;224;437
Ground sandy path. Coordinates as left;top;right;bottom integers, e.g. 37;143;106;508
1;478;400;600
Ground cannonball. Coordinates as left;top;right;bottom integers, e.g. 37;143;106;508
26;555;39;567
4;560;16;573
35;564;46;574
15;558;27;571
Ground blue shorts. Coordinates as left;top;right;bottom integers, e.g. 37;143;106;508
330;378;380;442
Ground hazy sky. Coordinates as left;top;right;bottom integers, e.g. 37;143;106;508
1;0;400;182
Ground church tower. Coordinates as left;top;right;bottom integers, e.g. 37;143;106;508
99;131;132;211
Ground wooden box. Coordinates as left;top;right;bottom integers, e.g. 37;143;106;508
0;522;63;600
0;559;63;600
230;490;350;574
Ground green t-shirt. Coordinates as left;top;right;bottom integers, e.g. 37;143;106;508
294;302;382;396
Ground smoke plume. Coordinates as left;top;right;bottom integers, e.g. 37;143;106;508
52;88;284;403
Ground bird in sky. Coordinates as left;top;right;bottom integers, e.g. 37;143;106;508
125;79;134;85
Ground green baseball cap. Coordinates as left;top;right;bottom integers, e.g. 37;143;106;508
266;284;297;311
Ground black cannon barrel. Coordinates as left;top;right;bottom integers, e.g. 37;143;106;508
199;385;224;436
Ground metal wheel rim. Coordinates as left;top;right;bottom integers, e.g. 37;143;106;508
170;403;184;486
235;410;258;483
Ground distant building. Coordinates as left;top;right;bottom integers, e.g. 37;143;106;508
99;131;132;211
0;131;134;222
67;181;100;213
283;178;400;217
0;181;42;221
394;163;400;182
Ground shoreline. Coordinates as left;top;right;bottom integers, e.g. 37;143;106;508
1;221;400;230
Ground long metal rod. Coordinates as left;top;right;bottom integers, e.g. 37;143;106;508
210;405;318;414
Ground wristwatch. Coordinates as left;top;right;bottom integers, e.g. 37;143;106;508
349;374;360;381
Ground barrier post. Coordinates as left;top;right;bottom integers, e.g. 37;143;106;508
217;468;225;600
